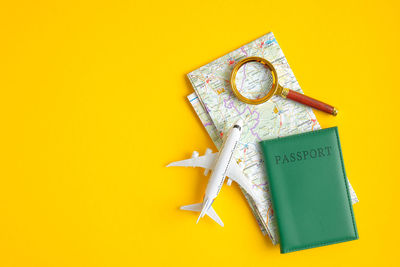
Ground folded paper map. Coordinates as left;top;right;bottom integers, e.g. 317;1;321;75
187;32;358;244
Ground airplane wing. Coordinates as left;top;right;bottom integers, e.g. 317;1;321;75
166;152;218;170
227;161;262;205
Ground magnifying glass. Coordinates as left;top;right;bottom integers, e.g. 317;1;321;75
230;57;338;116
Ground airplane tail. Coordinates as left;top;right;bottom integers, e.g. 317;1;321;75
180;203;224;227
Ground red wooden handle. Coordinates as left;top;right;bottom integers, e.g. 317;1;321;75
286;89;338;116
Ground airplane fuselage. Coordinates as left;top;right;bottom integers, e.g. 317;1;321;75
203;124;242;207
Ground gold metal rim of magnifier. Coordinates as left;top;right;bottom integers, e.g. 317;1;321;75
230;56;279;105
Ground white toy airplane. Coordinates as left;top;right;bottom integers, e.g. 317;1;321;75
166;119;261;227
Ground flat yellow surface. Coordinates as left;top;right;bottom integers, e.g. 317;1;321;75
0;0;399;266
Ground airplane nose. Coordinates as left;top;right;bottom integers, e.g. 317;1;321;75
234;119;244;130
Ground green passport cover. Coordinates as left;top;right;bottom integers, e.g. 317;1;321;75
260;127;358;253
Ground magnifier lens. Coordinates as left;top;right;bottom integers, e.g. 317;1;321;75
234;61;274;100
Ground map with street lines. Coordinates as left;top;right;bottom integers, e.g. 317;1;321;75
187;32;358;244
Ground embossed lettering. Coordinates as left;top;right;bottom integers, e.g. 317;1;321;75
273;146;333;164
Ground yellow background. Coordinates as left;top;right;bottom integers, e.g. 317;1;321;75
0;0;399;266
